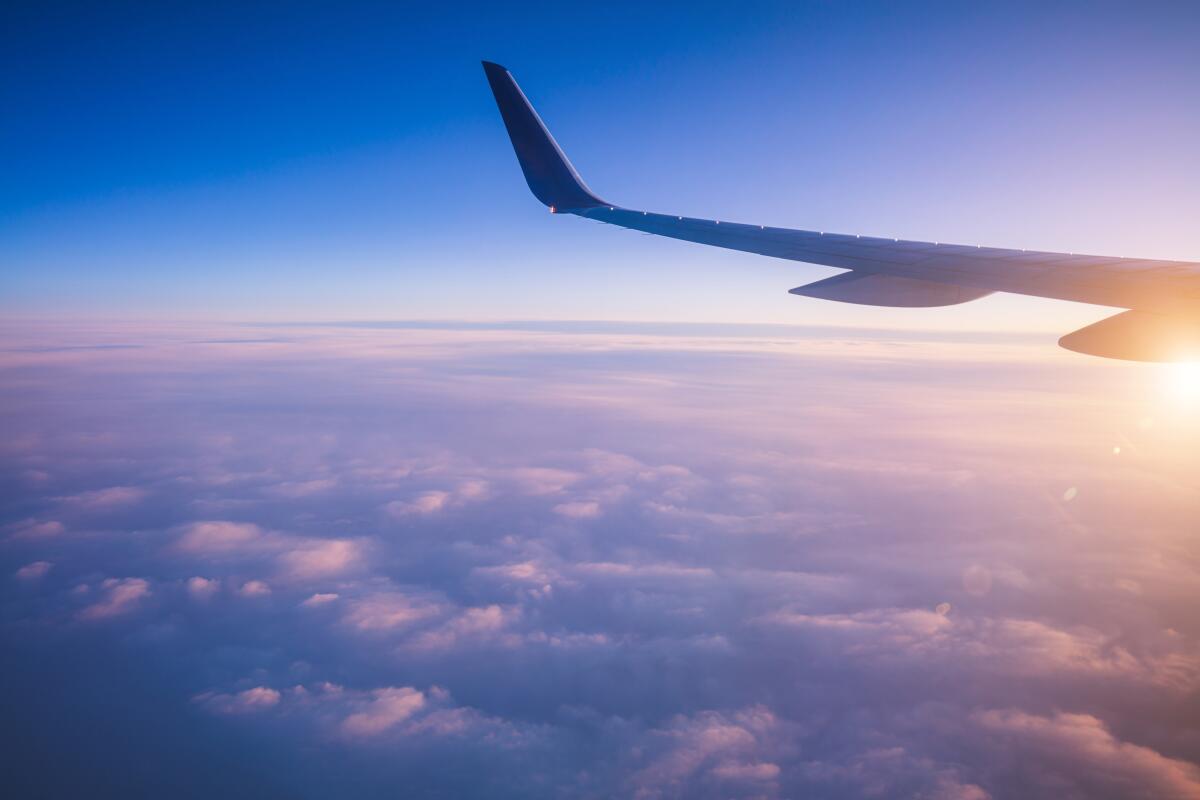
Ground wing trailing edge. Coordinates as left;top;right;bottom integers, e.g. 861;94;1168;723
790;272;993;307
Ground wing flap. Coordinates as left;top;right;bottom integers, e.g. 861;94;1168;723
1058;310;1200;362
789;271;993;307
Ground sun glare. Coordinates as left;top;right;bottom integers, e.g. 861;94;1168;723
1164;361;1200;404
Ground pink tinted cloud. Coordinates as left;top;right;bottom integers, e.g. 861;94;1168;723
974;709;1200;797
384;479;490;518
175;520;364;581
186;576;220;600
406;605;519;652
341;687;426;737
631;706;781;798
176;521;266;554
8;519;65;539
195;686;282;714
341;592;440;632
16;560;53;580
63;486;147;510
78;577;151;620
552;500;601;519
237;580;271;597
278;538;363;579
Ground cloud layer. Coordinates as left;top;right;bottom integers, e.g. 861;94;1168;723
2;320;1198;798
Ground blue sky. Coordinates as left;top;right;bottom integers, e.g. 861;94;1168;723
4;1;1199;327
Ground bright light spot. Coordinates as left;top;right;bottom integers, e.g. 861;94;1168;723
1163;362;1200;404
1063;487;1078;502
1112;446;1121;456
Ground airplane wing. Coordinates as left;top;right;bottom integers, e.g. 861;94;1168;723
482;61;1200;361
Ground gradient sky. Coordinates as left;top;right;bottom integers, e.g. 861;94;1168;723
4;4;1200;798
3;0;1199;329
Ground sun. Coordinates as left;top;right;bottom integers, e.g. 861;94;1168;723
1163;361;1200;404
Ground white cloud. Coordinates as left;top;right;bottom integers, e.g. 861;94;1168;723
301;592;339;607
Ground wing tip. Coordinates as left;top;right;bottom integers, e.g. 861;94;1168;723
481;59;607;211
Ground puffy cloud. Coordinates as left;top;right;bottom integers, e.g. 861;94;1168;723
574;561;716;581
385;491;451;517
764;608;1197;688
195;686;282;714
341;592;441;632
176;521;363;581
709;761;781;782
7;519;65;539
630;706;782;798
266;478;338;498
341;687;426;737
78;577;151;620
5;321;1200;798
236;580;271;597
508;467;580;496
176;521;265;554
277;538;362;579
552;500;601;519
62;486;147;510
973;710;1200;798
16;560;53;580
186;576;220;600
384;479;491;518
406;605;519;653
193;680;519;747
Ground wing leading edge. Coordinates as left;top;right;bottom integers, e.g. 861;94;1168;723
481;61;1200;361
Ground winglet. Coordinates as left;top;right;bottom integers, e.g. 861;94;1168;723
482;61;607;211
